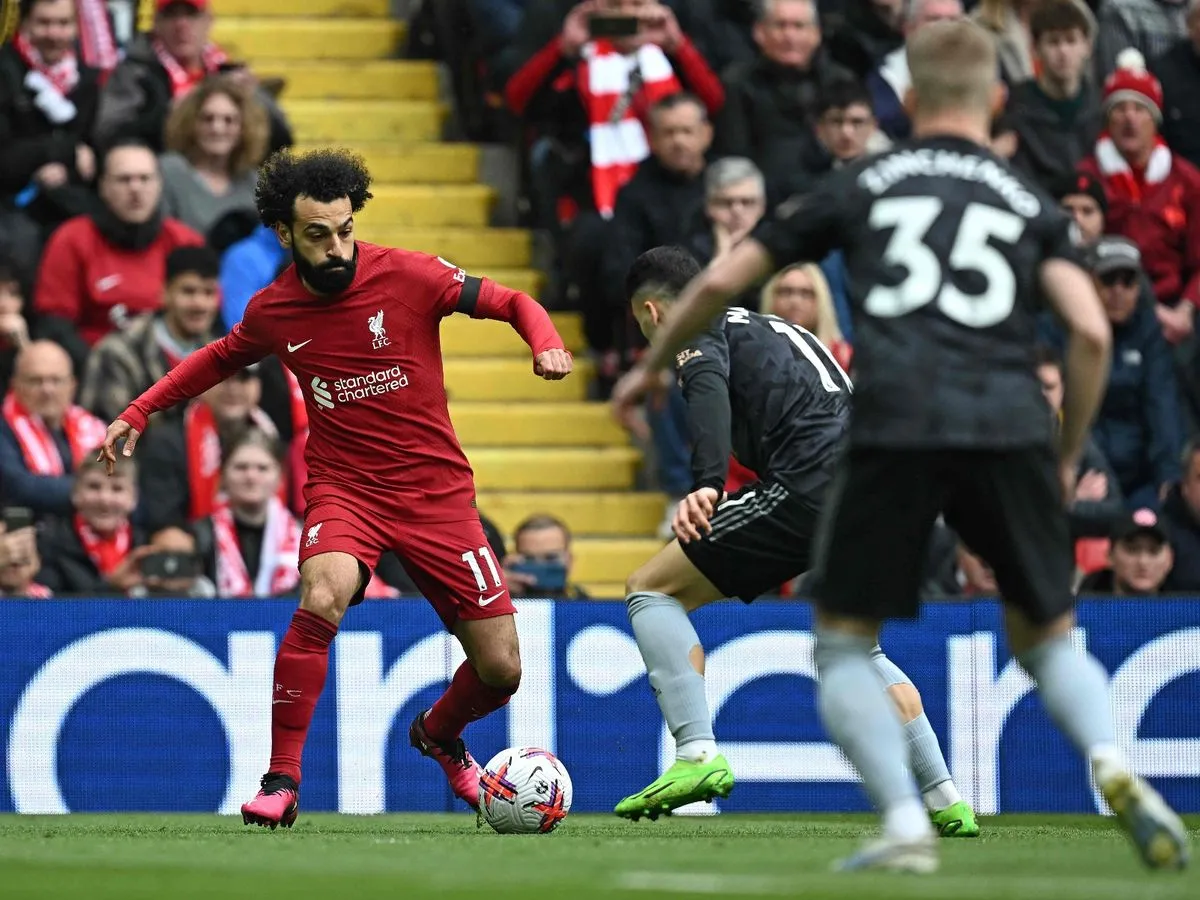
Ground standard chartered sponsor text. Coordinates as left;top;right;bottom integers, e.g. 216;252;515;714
329;366;409;405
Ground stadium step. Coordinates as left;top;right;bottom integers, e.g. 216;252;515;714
353;184;494;227
359;228;531;270
570;538;666;584
294;144;480;184
471;268;546;299
441;312;585;358
211;19;404;61
577;581;628;598
477;491;666;538
283;100;446;144
255;61;439;101
470;448;642;492
451;403;628;447
212;0;391;17
444;359;594;402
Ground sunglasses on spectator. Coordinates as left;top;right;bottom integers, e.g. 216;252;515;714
1099;270;1138;288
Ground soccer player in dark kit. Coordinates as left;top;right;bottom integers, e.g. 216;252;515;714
612;20;1187;875
99;148;573;829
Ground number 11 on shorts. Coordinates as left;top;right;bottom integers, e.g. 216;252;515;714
462;546;502;591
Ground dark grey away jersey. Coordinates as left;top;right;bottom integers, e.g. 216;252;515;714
753;136;1073;449
675;307;850;499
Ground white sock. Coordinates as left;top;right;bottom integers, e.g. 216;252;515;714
1089;743;1129;785
882;797;933;842
676;739;720;763
923;781;962;812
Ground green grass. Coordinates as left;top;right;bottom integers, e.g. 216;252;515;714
0;814;1197;899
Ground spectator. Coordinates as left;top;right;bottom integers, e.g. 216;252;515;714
867;0;963;142
1035;344;1125;574
1161;438;1200;588
955;543;1000;596
160;75;268;239
672;0;758;74
0;257;32;397
503;514;589;599
465;0;530;88
133;524;216;597
1095;0;1187;83
974;0;1095;88
94;0;292;155
0;0;100;241
760;262;852;371
602;93;712;313
35;454;150;595
504;0;724;220
1001;0;1101;188
137;365;280;532
0;522;50;598
79;245;222;424
1079;48;1200;345
0;340;106;517
713;0;853;202
1153;0;1200;171
33;138;204;376
824;0;905;79
218;223;287;330
192;430;300;598
801;78;889;182
1049;169;1108;245
1085;237;1185;509
686;156;767;266
1078;508;1176;593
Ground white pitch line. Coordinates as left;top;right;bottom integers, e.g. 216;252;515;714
616;872;797;895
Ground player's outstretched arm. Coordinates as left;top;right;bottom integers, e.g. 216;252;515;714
470;279;572;380
1039;258;1113;493
99;331;269;474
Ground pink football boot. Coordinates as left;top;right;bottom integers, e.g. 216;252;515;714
241;773;299;830
409;711;483;811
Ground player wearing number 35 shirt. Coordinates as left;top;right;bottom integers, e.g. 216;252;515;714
98;149;574;830
612;20;1187;876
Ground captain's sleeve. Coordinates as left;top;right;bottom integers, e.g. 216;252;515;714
751;170;852;270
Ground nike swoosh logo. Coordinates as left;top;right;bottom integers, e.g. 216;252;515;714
479;591;505;607
287;339;313;353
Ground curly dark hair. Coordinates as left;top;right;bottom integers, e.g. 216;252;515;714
255;148;374;229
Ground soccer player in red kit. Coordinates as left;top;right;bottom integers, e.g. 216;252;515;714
98;148;573;829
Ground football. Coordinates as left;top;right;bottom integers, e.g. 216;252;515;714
478;747;573;834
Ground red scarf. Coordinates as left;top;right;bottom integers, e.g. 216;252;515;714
579;40;681;217
212;498;300;597
76;0;118;75
22;583;53;599
183;401;277;521
74;515;132;577
152;37;227;99
13;32;79;95
2;393;107;476
1093;134;1173;205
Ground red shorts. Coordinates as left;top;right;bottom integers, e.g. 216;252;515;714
298;496;515;629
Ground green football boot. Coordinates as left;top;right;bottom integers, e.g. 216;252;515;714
931;800;980;837
614;755;734;821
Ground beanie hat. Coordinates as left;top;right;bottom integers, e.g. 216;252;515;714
1102;48;1163;123
1048;171;1108;216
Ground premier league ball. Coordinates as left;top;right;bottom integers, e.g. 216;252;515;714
478;747;573;834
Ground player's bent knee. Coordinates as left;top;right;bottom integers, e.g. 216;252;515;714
887;682;925;723
300;578;353;624
475;652;522;691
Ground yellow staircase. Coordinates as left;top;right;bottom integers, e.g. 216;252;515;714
211;0;663;596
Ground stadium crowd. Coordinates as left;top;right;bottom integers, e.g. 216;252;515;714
0;0;1197;597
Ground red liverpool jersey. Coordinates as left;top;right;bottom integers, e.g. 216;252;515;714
121;242;564;521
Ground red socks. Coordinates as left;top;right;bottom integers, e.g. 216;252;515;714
269;609;338;782
423;661;517;742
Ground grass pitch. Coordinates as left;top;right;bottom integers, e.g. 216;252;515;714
0;813;1197;900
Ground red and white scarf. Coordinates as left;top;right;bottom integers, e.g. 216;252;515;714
183;400;277;521
13;31;79;96
579;40;681;217
21;583;53;599
212;498;300;597
74;514;132;577
76;0;119;75
152;36;227;99
1094;134;1173;204
2;393;107;476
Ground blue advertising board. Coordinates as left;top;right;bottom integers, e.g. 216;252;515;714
2;598;1198;815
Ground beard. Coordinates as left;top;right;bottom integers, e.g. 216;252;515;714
294;244;358;295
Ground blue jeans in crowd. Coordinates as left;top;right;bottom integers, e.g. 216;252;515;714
646;384;692;499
